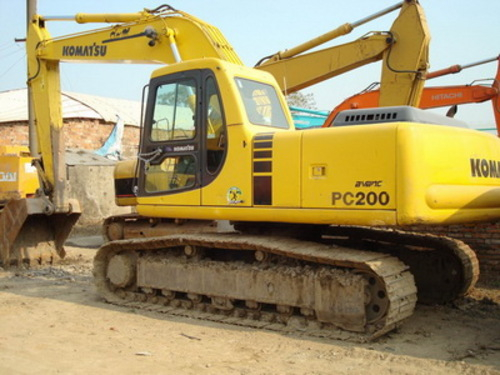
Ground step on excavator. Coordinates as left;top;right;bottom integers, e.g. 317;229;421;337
322;55;500;135
11;1;500;340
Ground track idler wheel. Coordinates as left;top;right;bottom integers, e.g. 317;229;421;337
356;271;390;324
106;252;136;288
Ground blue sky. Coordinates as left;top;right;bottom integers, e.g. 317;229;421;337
1;0;498;130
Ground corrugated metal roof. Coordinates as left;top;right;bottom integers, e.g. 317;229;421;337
0;88;141;126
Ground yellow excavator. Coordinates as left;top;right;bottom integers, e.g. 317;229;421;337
105;0;431;240
14;1;500;340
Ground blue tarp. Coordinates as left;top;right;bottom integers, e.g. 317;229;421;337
289;106;329;129
95;115;124;160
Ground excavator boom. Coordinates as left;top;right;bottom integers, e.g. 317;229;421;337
33;7;242;65
256;0;429;107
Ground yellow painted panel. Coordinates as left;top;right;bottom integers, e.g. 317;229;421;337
426;185;500;210
137;204;397;226
138;187;201;207
114;159;136;179
201;125;252;206
114;159;137;207
301;125;397;209
396;124;500;225
272;131;302;207
0;146;39;200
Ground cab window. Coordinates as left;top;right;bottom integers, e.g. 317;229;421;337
144;155;196;193
235;77;289;129
205;77;226;174
150;79;197;141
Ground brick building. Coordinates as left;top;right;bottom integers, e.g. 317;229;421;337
0;88;140;227
0;88;141;157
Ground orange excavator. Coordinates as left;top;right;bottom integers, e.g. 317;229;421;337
322;56;500;136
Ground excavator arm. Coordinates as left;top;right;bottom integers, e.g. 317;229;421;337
256;0;429;107
257;35;394;94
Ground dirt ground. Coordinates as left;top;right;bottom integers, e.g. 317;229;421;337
0;237;498;375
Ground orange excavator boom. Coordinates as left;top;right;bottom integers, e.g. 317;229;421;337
322;56;500;136
493;58;500;136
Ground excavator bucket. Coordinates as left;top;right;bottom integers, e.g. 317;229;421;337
0;145;81;266
0;197;81;266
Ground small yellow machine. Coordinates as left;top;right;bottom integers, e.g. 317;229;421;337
15;1;500;339
0;146;39;201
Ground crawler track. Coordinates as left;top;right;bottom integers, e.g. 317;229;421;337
94;233;417;341
323;226;480;304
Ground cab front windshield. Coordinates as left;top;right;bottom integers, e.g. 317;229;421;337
235;78;289;129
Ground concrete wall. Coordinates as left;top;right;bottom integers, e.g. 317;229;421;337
67;163;132;229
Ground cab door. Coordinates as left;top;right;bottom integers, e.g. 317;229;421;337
137;70;202;205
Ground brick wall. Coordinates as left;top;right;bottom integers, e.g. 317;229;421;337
401;221;499;284
0;122;30;145
0;119;139;158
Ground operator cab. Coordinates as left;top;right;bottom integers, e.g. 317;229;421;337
136;58;292;199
